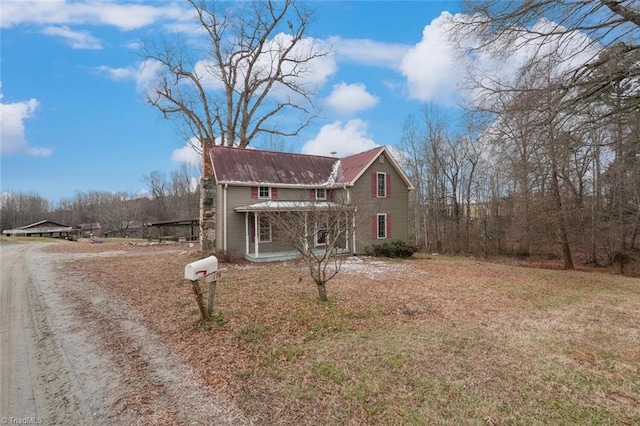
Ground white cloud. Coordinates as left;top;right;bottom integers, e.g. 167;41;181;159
330;36;410;69
1;0;192;31
325;82;379;115
94;65;133;80
93;59;163;96
0;84;52;157
42;25;102;49
302;119;378;157
135;59;164;93
399;11;464;105
171;142;201;166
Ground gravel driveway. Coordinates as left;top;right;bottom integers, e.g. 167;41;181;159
0;243;247;425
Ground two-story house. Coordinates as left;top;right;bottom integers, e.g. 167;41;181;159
208;145;414;261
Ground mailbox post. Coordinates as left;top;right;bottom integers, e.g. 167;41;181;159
184;256;227;322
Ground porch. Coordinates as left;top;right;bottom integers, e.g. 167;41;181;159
244;247;353;263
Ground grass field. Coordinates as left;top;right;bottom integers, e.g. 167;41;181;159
53;241;639;424
0;236;63;243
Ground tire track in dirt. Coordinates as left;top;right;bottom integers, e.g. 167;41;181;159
1;243;249;425
1;243;83;424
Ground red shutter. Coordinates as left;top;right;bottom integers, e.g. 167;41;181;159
250;216;255;242
386;175;391;198
327;189;332;201
371;173;377;197
310;189;316;200
387;214;391;238
251;187;258;199
372;215;377;238
272;188;278;200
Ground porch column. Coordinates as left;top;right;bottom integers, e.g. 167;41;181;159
345;211;349;251
303;212;309;254
245;212;249;255
254;213;259;258
352;209;357;254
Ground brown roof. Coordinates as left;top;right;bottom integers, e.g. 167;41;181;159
210;146;337;186
209;145;414;189
340;146;385;183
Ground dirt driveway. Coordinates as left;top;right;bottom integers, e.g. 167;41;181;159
0;243;248;425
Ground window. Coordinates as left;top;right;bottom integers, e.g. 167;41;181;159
258;186;271;199
377;173;386;198
259;216;271;242
379;155;385;164
315;227;328;246
315;188;327;200
377;213;387;239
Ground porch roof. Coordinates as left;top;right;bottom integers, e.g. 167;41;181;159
234;200;348;213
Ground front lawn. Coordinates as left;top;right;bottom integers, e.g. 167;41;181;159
59;243;640;424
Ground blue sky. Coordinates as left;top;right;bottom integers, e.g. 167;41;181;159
1;0;469;203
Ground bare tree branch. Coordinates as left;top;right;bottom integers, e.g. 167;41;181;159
141;0;328;149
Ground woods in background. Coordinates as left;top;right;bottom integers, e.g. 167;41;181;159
1;164;199;238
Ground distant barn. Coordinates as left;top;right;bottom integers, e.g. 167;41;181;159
2;220;74;239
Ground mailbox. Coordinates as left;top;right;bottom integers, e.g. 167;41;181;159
184;256;218;281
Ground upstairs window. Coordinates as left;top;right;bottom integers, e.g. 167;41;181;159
258;186;271;199
377;173;386;198
315;188;327;200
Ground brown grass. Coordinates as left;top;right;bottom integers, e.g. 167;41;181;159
52;241;640;424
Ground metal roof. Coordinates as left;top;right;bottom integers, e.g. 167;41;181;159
16;220;69;229
208;145;414;190
210;146;338;186
339;146;385;183
234;201;348;212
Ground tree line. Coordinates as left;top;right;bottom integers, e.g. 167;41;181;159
401;0;640;268
0;165;199;236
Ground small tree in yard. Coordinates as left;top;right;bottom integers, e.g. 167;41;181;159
263;198;353;302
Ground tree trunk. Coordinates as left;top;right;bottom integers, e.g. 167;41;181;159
550;149;575;270
317;283;328;302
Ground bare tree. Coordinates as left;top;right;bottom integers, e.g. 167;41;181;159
445;2;639;266
0;192;51;230
261;194;354;302
169;164;199;218
460;127;484;252
454;0;639;121
399;114;429;249
143;171;169;220
142;0;328;150
99;192;144;237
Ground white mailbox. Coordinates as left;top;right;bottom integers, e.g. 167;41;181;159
184;256;219;281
